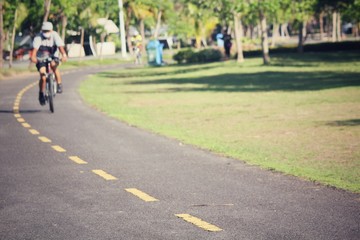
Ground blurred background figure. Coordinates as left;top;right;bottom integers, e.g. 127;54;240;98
224;34;232;59
130;31;143;64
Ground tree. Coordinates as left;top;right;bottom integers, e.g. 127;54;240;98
9;2;28;68
179;0;218;49
249;0;272;64
292;0;316;53
152;0;173;38
43;0;51;22
342;0;360;38
259;7;270;64
268;0;292;47
127;0;154;53
316;0;354;42
77;3;99;57
230;0;248;63
167;0;194;49
51;0;80;41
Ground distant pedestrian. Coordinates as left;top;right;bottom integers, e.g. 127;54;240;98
224;34;232;59
216;32;224;48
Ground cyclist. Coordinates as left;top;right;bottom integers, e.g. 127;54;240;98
31;21;67;105
130;31;142;64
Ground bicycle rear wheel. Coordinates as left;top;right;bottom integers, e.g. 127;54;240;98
48;74;55;113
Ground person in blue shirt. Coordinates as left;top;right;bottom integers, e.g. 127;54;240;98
216;32;224;48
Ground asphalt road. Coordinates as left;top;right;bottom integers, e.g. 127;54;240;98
1;65;359;240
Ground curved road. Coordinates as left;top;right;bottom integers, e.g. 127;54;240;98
1;65;359;240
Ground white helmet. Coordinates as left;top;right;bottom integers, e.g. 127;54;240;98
42;22;53;31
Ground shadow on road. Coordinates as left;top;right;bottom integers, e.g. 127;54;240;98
0;109;41;114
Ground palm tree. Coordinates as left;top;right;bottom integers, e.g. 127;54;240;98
128;0;153;53
9;3;28;68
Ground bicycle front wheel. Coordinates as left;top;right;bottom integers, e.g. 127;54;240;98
48;74;55;113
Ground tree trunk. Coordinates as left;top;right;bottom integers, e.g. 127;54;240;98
271;23;279;47
259;10;270;64
195;36;201;49
9;9;17;69
326;13;331;39
257;23;261;39
125;19;133;55
79;27;84;60
126;33;133;55
354;22;359;38
337;11;341;41
298;21;307;53
319;12;324;40
61;15;67;42
281;23;290;38
140;19;145;54
280;24;285;37
154;10;162;38
91;35;97;55
0;3;4;69
43;0;51;22
233;12;244;63
332;11;337;42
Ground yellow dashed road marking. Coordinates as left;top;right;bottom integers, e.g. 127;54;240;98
17;118;25;123
39;136;52;143
22;123;31;128
175;214;222;232
52;145;66;152
29;129;40;135
14;114;21;118
69;156;88;164
125;188;159;202
92;169;118;180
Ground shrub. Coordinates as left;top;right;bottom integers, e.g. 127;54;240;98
173;49;194;63
173;48;222;64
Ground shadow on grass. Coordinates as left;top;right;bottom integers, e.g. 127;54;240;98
270;52;360;67
326;119;360;127
98;65;215;79
125;71;360;93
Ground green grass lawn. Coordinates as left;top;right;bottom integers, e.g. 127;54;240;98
79;52;360;193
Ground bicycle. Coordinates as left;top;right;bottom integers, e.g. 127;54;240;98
39;57;58;113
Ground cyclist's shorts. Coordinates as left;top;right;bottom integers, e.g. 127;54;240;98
36;57;60;71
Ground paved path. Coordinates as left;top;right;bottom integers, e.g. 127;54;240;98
0;65;359;239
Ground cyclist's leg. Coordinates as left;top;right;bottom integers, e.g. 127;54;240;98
50;60;61;84
51;60;63;93
38;66;47;93
38;66;47;105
